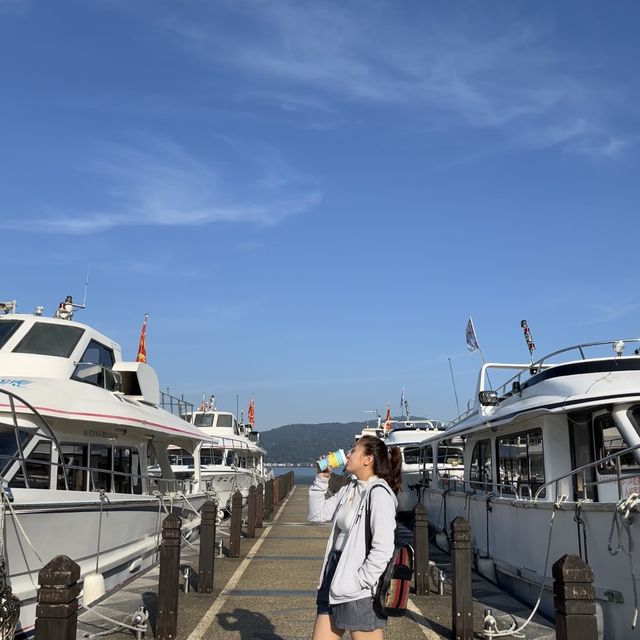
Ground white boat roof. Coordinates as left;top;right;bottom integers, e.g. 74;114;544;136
0;312;215;446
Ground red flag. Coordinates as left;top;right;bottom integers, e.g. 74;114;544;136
136;314;148;363
248;397;255;427
384;403;391;433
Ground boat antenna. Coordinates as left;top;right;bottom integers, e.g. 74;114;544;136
448;357;462;417
81;263;90;309
236;394;239;423
521;320;536;368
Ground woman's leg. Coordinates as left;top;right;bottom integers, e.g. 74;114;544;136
312;613;345;640
350;630;384;640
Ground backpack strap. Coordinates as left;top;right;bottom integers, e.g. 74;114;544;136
364;484;392;556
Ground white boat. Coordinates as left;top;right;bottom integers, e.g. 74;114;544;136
418;337;640;639
165;397;270;514
384;421;464;513
0;299;215;638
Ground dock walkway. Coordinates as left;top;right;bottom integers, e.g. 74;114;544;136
77;484;554;639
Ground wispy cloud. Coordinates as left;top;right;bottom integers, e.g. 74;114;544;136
155;1;631;159
0;136;322;234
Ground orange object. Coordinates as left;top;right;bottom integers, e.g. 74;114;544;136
136;314;148;363
384;403;391;432
248;397;255;427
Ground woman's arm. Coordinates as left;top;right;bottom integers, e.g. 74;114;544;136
308;475;349;523
356;487;396;589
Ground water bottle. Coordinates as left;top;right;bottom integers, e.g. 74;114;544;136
317;449;347;471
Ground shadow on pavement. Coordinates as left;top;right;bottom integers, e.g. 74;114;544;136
218;608;285;640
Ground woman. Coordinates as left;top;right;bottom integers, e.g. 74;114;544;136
308;435;402;640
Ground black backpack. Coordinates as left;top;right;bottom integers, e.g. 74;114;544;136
364;485;414;618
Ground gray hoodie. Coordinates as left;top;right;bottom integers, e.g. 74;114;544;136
308;474;397;605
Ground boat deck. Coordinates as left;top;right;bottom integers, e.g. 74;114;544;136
76;483;555;639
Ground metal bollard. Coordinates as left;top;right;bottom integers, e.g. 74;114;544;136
156;512;182;640
256;483;264;529
246;486;257;538
35;555;81;640
197;500;217;594
229;490;243;558
450;516;473;640
414;503;430;595
553;554;598;640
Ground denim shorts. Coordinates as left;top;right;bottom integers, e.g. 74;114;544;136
316;551;387;631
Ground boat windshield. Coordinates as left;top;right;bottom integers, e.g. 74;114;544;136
13;323;84;358
201;447;224;465
194;413;214;428
0;320;23;350
168;449;194;467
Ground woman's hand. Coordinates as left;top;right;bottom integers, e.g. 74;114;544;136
316;457;332;478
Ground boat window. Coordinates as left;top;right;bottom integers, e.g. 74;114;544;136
168;449;194;467
438;443;464;465
201;448;224;465
195;414;214;428
90;444;112;491
217;414;234;429
225;451;236;466
113;447;132;493
403;447;421;465
57;443;88;491
497;428;545;496
71;340;117;389
422;445;434;464
131;450;142;494
0;320;23;349
13;323;84;358
0;426;31;477
10;441;52;489
469;439;492;491
594;414;639;474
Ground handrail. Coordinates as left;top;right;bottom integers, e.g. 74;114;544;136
532;337;640;368
533;441;640;500
1;387;69;490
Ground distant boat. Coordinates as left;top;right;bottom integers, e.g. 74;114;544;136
163;396;271;517
418;337;640;639
0;297;215;638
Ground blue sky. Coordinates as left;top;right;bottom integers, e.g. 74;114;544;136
2;1;639;428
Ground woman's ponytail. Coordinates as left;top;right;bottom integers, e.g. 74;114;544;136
358;435;403;495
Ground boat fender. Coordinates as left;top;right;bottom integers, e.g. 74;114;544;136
83;572;106;605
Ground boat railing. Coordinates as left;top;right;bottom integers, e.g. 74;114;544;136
423;442;640;504
533;441;640;502
160;390;194;420
490;338;640;400
0;450;195;496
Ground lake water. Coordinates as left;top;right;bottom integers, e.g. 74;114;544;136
272;466;316;485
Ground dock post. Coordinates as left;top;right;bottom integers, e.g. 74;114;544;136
414;503;430;596
256;483;264;529
246;485;257;538
450;516;473;640
229;490;243;558
264;479;274;520
35;555;80;640
156;512;182;640
273;477;281;510
553;554;598;640
197;500;216;594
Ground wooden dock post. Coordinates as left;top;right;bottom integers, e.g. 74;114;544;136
246;485;257;538
156;512;182;640
35;555;80;640
197;500;216;594
273;477;281;510
229;490;243;558
264;479;274;521
553;554;598;640
450;516;473;640
256;482;264;529
414;503;430;596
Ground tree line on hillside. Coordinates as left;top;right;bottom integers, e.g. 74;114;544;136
260;422;366;464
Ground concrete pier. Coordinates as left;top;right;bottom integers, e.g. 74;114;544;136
76;483;554;639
